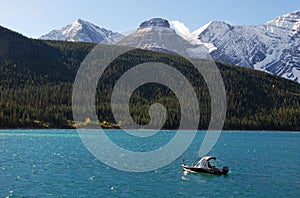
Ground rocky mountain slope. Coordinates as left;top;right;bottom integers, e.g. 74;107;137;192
181;11;300;83
40;19;124;44
40;11;300;83
117;18;209;58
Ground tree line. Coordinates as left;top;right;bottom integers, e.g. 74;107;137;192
0;26;299;130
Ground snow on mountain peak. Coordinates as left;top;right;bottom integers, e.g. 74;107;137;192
267;10;300;33
193;21;232;39
40;19;124;44
117;18;209;58
70;18;86;29
190;11;300;83
39;11;300;83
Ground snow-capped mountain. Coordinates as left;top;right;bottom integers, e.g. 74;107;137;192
117;18;209;58
40;19;124;44
185;11;300;83
40;11;300;83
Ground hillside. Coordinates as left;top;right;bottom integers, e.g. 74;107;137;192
0;25;299;130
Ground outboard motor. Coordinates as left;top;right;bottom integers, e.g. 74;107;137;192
222;166;229;174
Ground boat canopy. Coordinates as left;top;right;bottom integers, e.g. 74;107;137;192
195;156;217;168
201;156;216;161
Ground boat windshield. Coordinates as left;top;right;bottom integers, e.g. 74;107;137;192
196;159;207;168
195;161;201;167
196;159;216;168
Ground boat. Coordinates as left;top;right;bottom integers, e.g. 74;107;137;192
182;156;229;175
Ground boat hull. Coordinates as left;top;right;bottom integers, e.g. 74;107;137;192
182;165;229;175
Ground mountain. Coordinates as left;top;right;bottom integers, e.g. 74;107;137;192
39;13;300;83
186;11;300;83
117;18;209;58
1;24;300;129
40;19;124;44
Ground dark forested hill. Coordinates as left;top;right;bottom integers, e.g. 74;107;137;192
0;26;95;87
0;25;299;130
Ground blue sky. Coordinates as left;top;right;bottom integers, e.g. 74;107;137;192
1;0;299;38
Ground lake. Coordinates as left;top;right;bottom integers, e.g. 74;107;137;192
0;129;299;197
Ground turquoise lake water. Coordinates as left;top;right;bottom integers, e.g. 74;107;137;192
0;129;299;197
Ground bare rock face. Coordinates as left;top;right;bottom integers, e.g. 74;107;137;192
139;18;170;29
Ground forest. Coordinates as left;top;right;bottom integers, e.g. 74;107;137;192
0;25;300;130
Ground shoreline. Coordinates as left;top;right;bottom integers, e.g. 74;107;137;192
0;128;299;132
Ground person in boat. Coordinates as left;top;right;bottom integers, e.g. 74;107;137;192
182;156;229;175
207;161;212;169
196;156;215;169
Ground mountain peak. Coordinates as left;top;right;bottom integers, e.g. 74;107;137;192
285;10;300;17
40;19;124;43
71;18;86;26
267;10;300;32
190;11;300;83
72;18;93;29
75;18;85;23
139;18;170;29
271;10;300;22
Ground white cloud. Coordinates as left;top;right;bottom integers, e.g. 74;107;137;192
170;20;191;38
